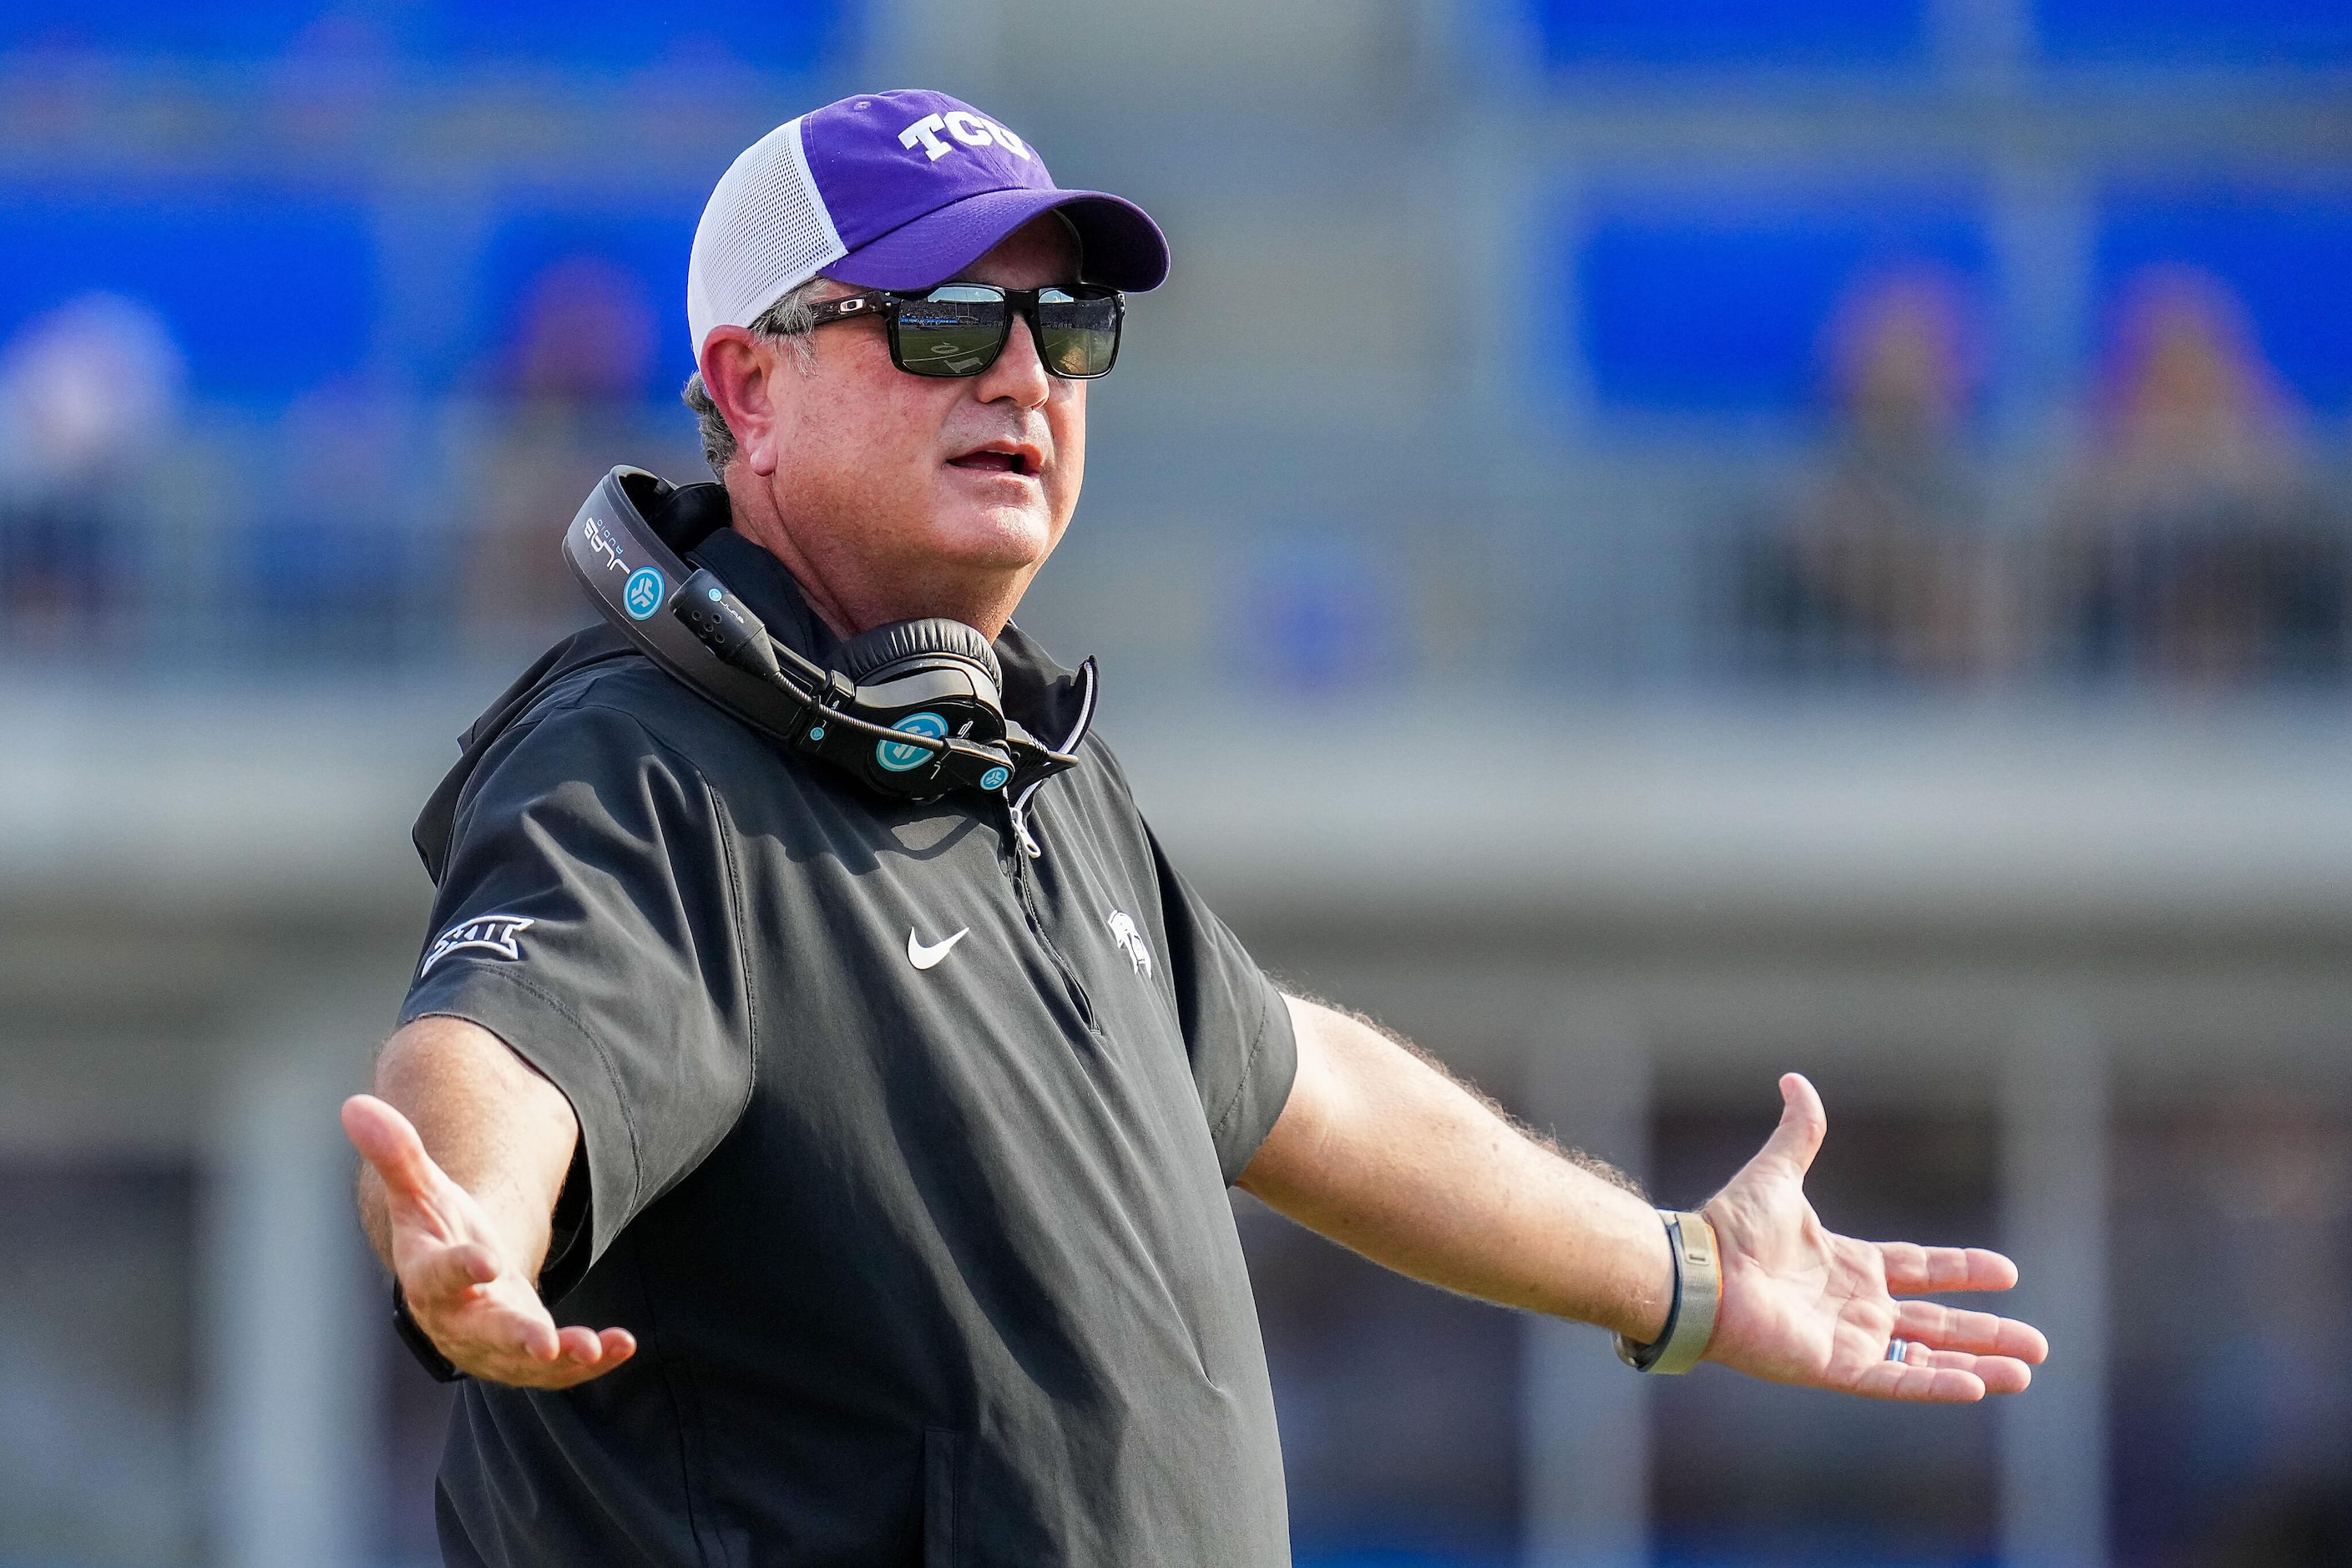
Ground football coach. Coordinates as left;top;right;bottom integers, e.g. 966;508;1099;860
344;89;2046;1567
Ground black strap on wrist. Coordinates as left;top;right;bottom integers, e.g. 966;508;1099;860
1618;1269;1685;1372
392;1279;468;1383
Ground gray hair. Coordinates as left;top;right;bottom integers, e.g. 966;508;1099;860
680;278;831;478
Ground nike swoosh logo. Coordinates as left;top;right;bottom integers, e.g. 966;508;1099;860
907;927;969;970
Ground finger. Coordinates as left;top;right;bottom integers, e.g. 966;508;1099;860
471;1297;564;1366
1879;1243;2020;1295
1970;1356;2034;1394
508;1326;638;1389
1752;1072;1828;1181
1894;1301;2050;1363
409;1242;502;1306
549;1324;640;1368
1849;1358;1988;1403
1895;1345;2036;1395
342;1095;446;1206
511;1312;563;1363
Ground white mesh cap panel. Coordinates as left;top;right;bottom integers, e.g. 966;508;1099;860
685;117;847;361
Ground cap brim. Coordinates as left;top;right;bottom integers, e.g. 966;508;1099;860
822;187;1169;293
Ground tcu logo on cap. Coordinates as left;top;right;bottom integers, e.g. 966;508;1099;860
899;109;1032;164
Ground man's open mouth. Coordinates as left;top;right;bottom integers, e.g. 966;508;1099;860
947;446;1038;477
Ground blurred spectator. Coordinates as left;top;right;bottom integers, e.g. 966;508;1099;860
268;9;396;149
0;293;183;653
2051;267;2346;690
1743;267;2011;683
513;254;660;407
458;254;666;642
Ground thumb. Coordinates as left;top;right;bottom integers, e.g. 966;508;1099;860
342;1094;445;1206
1751;1072;1828;1181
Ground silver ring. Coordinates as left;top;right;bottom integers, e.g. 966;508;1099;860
1886;1338;1913;1364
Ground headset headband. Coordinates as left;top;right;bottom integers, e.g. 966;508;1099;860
562;466;821;746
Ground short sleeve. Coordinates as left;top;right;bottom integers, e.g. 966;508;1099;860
400;700;754;1299
1143;824;1297;1184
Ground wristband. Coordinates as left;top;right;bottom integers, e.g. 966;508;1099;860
1613;1209;1721;1375
392;1279;468;1383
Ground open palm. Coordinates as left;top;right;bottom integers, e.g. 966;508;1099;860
1700;1074;2046;1402
344;1094;635;1389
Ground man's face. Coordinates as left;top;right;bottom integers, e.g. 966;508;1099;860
707;215;1088;635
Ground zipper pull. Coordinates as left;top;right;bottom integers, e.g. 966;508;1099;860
1007;799;1043;860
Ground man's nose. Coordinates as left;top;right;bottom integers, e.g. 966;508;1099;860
973;309;1052;409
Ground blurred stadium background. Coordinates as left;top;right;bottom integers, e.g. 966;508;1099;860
3;1;2350;1564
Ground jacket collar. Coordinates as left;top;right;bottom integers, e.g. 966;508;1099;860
689;526;1095;754
416;527;1095;883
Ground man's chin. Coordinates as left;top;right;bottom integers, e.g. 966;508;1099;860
919;507;1060;574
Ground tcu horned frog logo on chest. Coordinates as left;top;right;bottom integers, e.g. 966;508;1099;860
1105;910;1152;978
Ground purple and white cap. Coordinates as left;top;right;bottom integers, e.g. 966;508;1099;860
686;88;1169;362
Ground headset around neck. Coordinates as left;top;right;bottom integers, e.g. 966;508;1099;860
562;466;1078;803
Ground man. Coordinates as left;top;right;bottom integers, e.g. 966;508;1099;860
346;89;2046;1566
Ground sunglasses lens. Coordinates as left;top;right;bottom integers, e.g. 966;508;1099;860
1036;288;1120;377
895;286;1008;377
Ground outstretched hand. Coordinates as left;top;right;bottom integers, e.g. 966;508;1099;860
343;1093;635;1389
1701;1074;2047;1402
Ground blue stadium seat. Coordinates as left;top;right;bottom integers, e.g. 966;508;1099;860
0;196;375;402
0;0;850;73
0;1;322;57
2096;195;2352;409
1566;192;1988;413
425;0;846;73
1530;0;1928;68
2039;0;2352;68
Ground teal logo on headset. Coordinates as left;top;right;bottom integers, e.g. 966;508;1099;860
876;711;948;771
622;567;665;620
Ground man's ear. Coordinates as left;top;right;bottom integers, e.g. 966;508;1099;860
700;327;784;477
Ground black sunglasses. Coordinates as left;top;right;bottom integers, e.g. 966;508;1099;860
807;283;1124;380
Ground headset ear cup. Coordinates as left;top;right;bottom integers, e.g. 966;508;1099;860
839;618;1004;689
